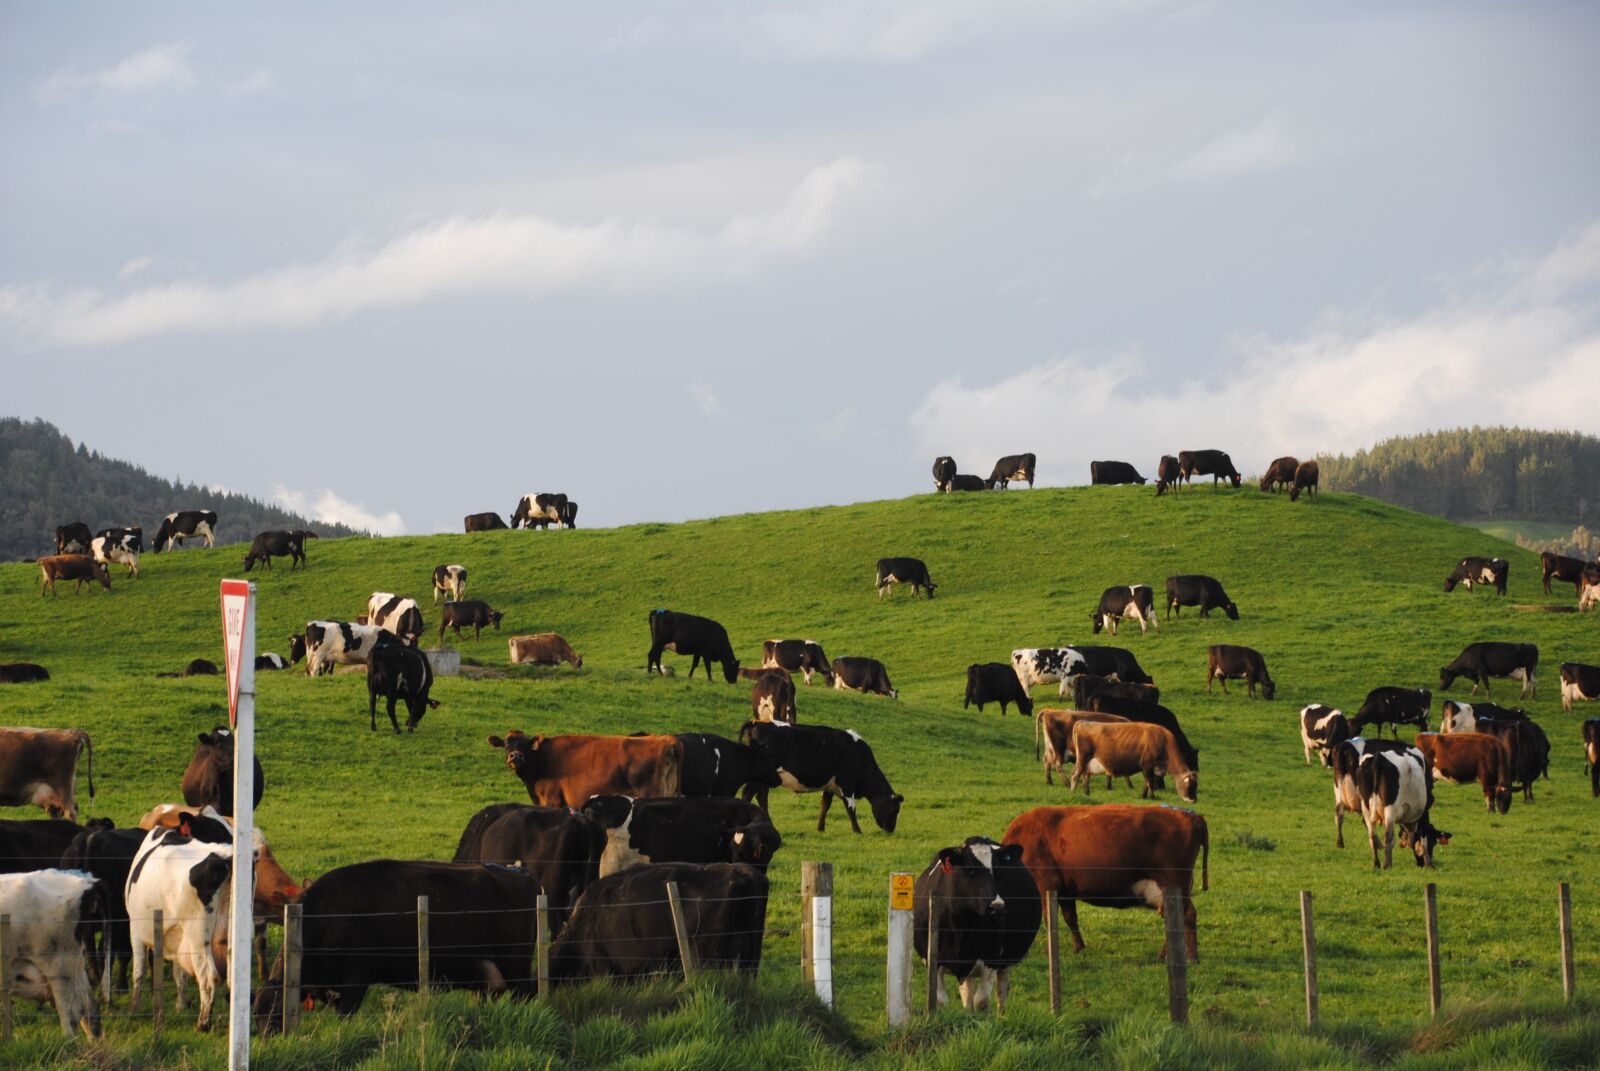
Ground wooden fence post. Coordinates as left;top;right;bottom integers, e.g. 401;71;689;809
799;862;820;986
1164;887;1189;1025
282;902;303;1035
1046;890;1061;1016
886;873;913;1027
417;895;431;1002
925;895;941;1014
666;881;697;979
1558;881;1574;1002
152;908;165;1042
1300;890;1318;1027
1424;882;1441;1018
536;894;550;1000
1;913;13;1043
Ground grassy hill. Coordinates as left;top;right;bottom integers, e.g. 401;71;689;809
2;486;1598;1068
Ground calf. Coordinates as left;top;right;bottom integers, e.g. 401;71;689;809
1164;575;1238;621
367;644;439;732
647;608;739;681
1070;721;1198;802
1332;738;1426;849
1415;732;1512;813
932;456;957;492
1289;459;1319;502
739;722;903;833
876;556;937;599
1584;718;1600;797
1444;556;1508;595
1560;662;1600;712
438;599;504;642
913;837;1041;1011
1038;710;1128;785
1300;705;1351;766
509;632;583;668
1541;551;1592;594
296;620;398;676
1349;687;1432;737
181;727;265;817
151;509;217;552
463;511;508;532
367;592;425;644
1067;673;1158;707
582;796;782;875
1259;456;1299;493
125;825;235;1030
1356;749;1449;869
1090;460;1146;485
242;530;309;571
432;564;467;602
1154;454;1181;495
0;662;50;683
988;452;1036;489
1092;584;1159;635
964;662;1032;717
0;727;94;821
1178;449;1241;488
1439;641;1538;698
487;731;683;807
55;522;92;554
833;656;897;698
451;804;604;931
751;669;797;723
38;554;110;595
762;638;833;684
91;530;141;578
0;869;104;1036
1206;644;1275;699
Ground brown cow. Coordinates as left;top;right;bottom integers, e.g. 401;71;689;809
180;728;265;819
1154;455;1181;495
37;555;110;596
1070;722;1198;802
0;728;94;821
750;670;797;723
1002;804;1208;961
1289;460;1320;502
508;633;583;668
1037;710;1127;785
487;731;682;808
1259;456;1299;493
1415;732;1512;814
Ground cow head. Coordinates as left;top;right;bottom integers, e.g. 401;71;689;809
1176;770;1199;803
490;610;504;630
1403;818;1450;867
929;838;1024;915
1491;780;1513;815
91;560;111;588
1228;472;1242;488
1261;679;1276;701
721;658;741;684
254;842;303;910
924;580;938;599
1091;612;1104;634
1438;667;1461;691
287;634;307;665
725;822;782;868
488;731;541;775
1223;601;1240;620
1443;574;1460;592
869;793;905;833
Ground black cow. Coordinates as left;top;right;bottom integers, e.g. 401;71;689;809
1090;461;1146;486
1439;642;1538;698
964;663;1033;717
1562;662;1600;712
913;836;1041;1011
1349;687;1432;737
151;509;218;552
1165;575;1239;621
1541;551;1593;595
366;644;438;732
876;557;936;599
948;474;989;491
740;722;903;833
1178;450;1241;488
1084;695;1199;771
672;733;781;802
548;862;768;981
988;453;1036;489
581;796;782;872
55;522;91;554
1069;645;1153;686
0;817;87;874
255;860;539;1029
1584;718;1600;797
464;512;509;532
0;663;49;683
242;530;310;571
58;825;143;991
1205;644;1274;699
450;803;604;931
1259;456;1299;493
1068;673;1159;709
1444;556;1508;596
438;600;504;642
1092;584;1159;635
181;727;265;817
762;639;833;685
832;656;896;698
932;456;957;492
1299;705;1351;766
1478;718;1550;802
1154;455;1181;495
646;609;739;682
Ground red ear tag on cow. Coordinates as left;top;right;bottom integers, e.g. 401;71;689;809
180;820;191;837
303;996;315;1011
940;858;953;875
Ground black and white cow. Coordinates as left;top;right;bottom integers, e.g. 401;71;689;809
964;663;1033;717
1560;663;1600;712
876;557;937;599
948;474;989;491
1092;584;1159;635
0;869;105;1036
762;639;833;685
1011;648;1087;693
125;821;235;1031
151;510;217;552
1331;737;1427;848
1177;450;1241;488
438;600;503;642
1348;687;1432;737
1444;556;1508;596
294;620;400;676
242;530;311;572
1540;551;1592;595
1164;575;1238;621
1154;455;1182;495
55;522;92;554
366;593;425;645
366;644;438;732
432;564;466;603
1090;460;1146;485
1439;642;1538;698
581;796;782;875
932;456;957;492
1300;705;1351;766
1205;644;1274;699
1584;718;1600;797
739;722;903;833
463;512;508;532
833;656;897;698
1356;748;1449;869
1069;645;1154;686
1068;673;1159;709
512;492;577;530
59;824;144;995
647;609;740;682
1438;699;1526;733
913;837;1041;1011
988;453;1036;489
671;732;781;801
96;525;143;553
90;530;140;578
254;652;288;671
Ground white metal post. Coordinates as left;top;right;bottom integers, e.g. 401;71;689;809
886;873;913;1027
228;581;257;1070
811;886;833;1007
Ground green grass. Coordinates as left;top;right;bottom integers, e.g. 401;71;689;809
2;486;1598;1067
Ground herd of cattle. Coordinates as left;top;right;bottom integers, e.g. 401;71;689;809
4;458;1600;1037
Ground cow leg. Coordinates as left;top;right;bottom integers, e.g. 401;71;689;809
128;938;146;1013
647;645;664;674
1061;897;1086;952
688;653;702;679
816;791;833;832
175;962;188;1011
1335;803;1346;848
387;694;402;733
1205;670;1212;693
369;685;380;731
844;797;865;834
1141;767;1156;798
1070;757;1088;795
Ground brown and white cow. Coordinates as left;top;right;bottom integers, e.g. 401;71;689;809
1540;551;1593;595
1037;710;1127;785
751;670;797;724
486;731;683;808
37;555;110;596
508;633;583;668
0;728;94;821
1562;662;1600;712
1415;732;1512;814
1069;721;1197;802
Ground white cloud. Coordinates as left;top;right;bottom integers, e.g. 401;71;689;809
0;157;883;348
688;384;737;424
117;256;155;281
39;43;193;100
271;484;404;536
1093;114;1334;197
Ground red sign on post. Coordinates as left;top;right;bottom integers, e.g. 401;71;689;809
220;579;252;728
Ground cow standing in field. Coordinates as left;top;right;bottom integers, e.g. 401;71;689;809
432;564;467;602
91;530;141;578
463;512;508;532
181;727;264;817
0;727;94;821
1349;687;1432;737
1154;455;1181;495
367;593;425;645
647;609;739;681
55;522;91;554
58;824;144;994
487;731;683;808
1081;696;1199;773
242;530;311;571
1439;641;1538;698
1038;710;1129;785
988;453;1036;489
1178;450;1241;488
1260;456;1299;493
833;656;897;698
1585;719;1600;797
512;492;577;530
1070;722;1198;802
1355;748;1449;869
293;621;399;676
1562;662;1600;712
38;554;110;595
1012;648;1087;693
1165;575;1238;621
876;557;937;599
1093;584;1159;635
1540;551;1593;594
964;663;1033;717
367;644;439;732
1206;645;1275;699
152;510;217;552
762;639;833;684
913;837;1041;1011
0;870;104;1037
932;456;957;492
671;733;781;802
1416;732;1513;814
1300;705;1351;766
1444;556;1508;596
751;669;797;723
125;823;235;1031
509;633;583;668
1477;718;1550;802
1289;460;1320;501
739;722;903;834
1331;738;1427;849
1090;460;1146;485
438;600;504;642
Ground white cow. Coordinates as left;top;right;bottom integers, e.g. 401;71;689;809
90;532;140;578
125;829;235;1031
0;869;104;1036
366;593;423;644
1356;749;1448;869
294;620;395;676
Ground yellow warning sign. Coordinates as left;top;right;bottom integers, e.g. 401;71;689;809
890;873;914;910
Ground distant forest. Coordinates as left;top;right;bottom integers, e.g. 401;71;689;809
0;417;366;561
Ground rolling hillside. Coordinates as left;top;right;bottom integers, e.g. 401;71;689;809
1;485;1597;1068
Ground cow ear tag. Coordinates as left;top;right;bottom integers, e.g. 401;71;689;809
940;857;953;875
303;996;315;1011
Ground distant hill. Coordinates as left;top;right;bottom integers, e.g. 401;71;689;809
0;417;366;560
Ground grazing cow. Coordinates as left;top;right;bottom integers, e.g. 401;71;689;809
91;531;140;578
366;593;425;645
932;456;957;492
647;608;739;682
242;530;310;571
438;599;504;642
509;632;583;668
1090;460;1146;486
1562;662;1600;712
832;656;897;698
876;556;937;599
762;639;833;685
1477;718;1550;802
548;862;768;981
1259;456;1299;493
1178;449;1242;488
451;804;605;931
1439;700;1525;733
1092;584;1160;635
295;621;398;676
913;837;1041;1011
367;644;439;732
255;860;540;1030
1439;641;1538;698
1415;732;1512;813
1300;705;1351;766
964;662;1032;717
0;818;89;874
1584;718;1600;797
949;474;989;491
512;492;577;530
0;869;104;1037
151;509;217;552
988;453;1036;489
1;663;50;683
1349;687;1432;737
463;511;509;532
432;564;467;603
1444;556;1508;596
1038;710;1128;785
1002;805;1208;961
0;727;94;821
1206;644;1275;699
59;825;144;993
1011;647;1087;692
1356;749;1449;869
1332;737;1426;848
1164;575;1239;621
1070;722;1198;802
1154;455;1182;495
1080;695;1200;776
582;796;782;876
1289;460;1320;502
488;731;683;807
672;732;781;802
751;669;797;723
181;727;265;817
255;652;288;671
1067;673;1159;708
55;522;92;554
125;826;235;1031
1540;551;1592;595
1069;644;1154;685
739;722;903;833
38;554;110;595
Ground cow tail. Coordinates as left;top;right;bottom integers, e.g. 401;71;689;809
1199;822;1209;892
660;740;683;797
1033;709;1042;762
79;729;95;804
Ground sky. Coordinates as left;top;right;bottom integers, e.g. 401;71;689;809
3;2;1598;535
